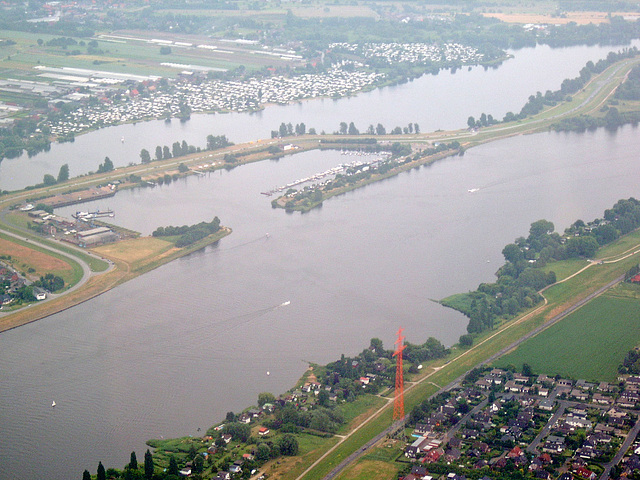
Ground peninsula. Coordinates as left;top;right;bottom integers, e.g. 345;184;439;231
2;49;640;333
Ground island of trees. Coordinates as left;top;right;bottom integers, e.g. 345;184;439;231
152;217;221;248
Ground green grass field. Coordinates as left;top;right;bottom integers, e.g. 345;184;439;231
495;291;640;381
336;394;387;435
0;28;273;81
540;258;589;281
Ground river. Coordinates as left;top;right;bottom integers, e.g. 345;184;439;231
1;41;638;192
1;43;640;480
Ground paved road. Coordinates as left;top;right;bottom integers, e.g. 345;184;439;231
0;225;113;318
599;416;640;480
527;400;568;455
317;273;625;480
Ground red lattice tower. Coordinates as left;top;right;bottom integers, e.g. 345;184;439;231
393;327;406;423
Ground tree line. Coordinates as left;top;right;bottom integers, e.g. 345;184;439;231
271;121;421;139
553;61;640;132
468;47;640;130
33;273;64;293
334;121;420;136
25;163;70;191
140;135;232;164
270;122;315;138
447;197;640;339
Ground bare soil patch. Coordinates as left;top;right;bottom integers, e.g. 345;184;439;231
0;237;72;273
92;236;173;263
484;12;639;25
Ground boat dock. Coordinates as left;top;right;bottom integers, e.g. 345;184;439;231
260;154;389;196
72;209;115;220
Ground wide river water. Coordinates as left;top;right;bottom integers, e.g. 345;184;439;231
1;43;640;480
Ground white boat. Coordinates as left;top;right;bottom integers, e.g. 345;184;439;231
468;188;479;193
281;301;290;306
51;401;56;407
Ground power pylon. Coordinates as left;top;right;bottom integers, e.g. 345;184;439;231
392;327;406;437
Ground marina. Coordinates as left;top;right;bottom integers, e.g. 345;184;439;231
260;153;390;196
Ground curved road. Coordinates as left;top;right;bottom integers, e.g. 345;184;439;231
0;224;113;318
311;268;630;480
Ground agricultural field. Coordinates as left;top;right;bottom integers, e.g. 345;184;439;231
483;11;636;25
0;233;80;285
495;288;640;381
0;29;287;83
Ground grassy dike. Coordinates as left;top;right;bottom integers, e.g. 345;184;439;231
291;229;640;480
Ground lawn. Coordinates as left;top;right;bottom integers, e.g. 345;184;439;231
495;292;640;381
597;228;640;259
439;292;475;315
334;459;401;480
337;394;388;435
540;258;589;281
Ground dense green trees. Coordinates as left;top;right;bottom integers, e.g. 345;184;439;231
128;451;137;470
404;337;447;364
278;434;299;456
139;149;151;164
97;462;106;480
167;456;179;476
152;217;222;247
223;422;251;443
450;197;640;336
620;348;640;374
257;392;276;407
144;449;153;480
97;156;114;173
206;134;232;150
33;273;64;292
256;443;271;462
43;174;56;186
57;163;69;182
